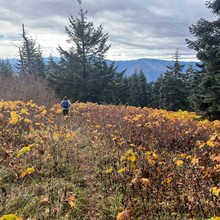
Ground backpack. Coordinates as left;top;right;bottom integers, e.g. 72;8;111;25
62;100;69;108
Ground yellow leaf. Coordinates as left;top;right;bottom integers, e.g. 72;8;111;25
208;217;220;220
128;155;136;162
117;168;126;173
214;165;220;171
207;140;215;147
152;152;159;159
9;111;20;125
167;177;173;184
20;167;35;178
104;168;113;174
130;162;136;169
53;132;62;140
132;114;144;121
20;108;29;115
41;109;47;116
112;136;117;141
68;201;77;209
210;187;220;197
175;160;184;167
17;146;31;157
0;214;22;220
26;167;35;174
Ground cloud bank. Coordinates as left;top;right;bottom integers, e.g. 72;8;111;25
0;0;215;61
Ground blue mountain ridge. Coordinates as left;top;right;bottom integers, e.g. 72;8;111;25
9;57;199;82
108;58;199;81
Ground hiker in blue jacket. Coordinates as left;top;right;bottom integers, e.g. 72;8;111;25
61;96;71;116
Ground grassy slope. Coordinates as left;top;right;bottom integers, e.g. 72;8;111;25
1;101;220;220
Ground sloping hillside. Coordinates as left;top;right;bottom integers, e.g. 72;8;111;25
1;101;220;219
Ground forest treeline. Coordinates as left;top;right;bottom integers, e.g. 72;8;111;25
0;0;220;120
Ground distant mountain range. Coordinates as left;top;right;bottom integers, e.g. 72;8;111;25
9;57;199;82
108;58;199;81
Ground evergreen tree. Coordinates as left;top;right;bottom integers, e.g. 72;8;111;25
152;74;164;108
47;1;121;102
17;24;46;78
184;64;196;111
101;69;127;105
188;63;207;113
186;0;220;120
154;50;190;111
126;70;152;107
138;70;149;107
0;59;14;78
147;82;154;107
127;71;142;107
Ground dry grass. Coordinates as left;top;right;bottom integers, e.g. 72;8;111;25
0;75;59;107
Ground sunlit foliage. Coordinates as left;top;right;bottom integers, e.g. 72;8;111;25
1;101;220;219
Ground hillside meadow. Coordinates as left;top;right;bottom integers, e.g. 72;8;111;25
0;100;220;220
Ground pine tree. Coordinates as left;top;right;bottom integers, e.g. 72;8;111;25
188;63;207;113
138;70;148;107
0;59;14;78
127;72;142;107
17;24;46;78
184;64;196;111
154;50;190;111
47;1;121;102
186;0;220;120
152;74;164;109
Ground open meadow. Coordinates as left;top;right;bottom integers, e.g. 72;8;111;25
0;101;220;219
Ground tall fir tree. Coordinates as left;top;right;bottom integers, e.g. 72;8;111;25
0;59;14;78
152;74;164;108
138;70;148;107
17;24;45;78
127;71;142;107
186;0;220;120
154;50;190;111
183;64;197;111
47;1;121;102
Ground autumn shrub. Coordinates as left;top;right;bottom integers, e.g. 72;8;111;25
71;102;220;219
0;75;59;107
1;101;220;219
0;101;87;219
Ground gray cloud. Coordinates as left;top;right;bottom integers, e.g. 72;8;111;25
0;0;215;61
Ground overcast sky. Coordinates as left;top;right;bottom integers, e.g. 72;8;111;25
0;0;215;61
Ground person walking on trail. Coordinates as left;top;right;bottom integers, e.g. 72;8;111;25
61;96;71;116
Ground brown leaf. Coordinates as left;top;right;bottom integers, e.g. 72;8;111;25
212;155;220;162
117;208;132;220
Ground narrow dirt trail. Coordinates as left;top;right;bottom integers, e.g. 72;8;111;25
78;150;100;219
68;120;101;219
